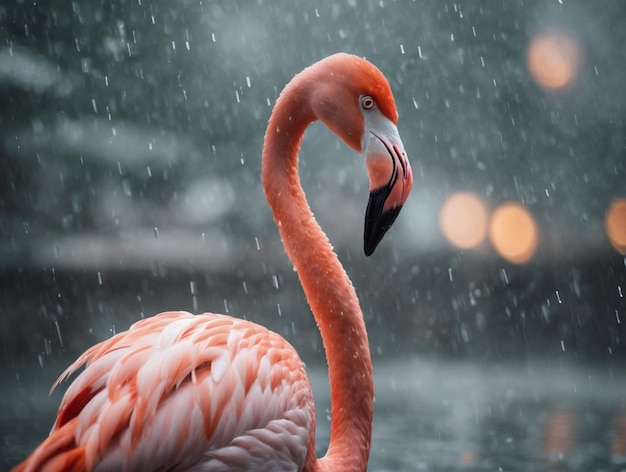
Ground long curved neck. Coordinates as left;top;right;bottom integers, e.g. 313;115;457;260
262;73;373;472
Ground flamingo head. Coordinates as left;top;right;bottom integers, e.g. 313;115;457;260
309;53;413;255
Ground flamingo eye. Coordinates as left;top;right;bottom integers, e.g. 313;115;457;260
360;95;375;110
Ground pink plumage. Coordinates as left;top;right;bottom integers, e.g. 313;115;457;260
25;312;314;471
14;53;412;472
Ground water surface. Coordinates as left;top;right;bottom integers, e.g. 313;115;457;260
4;357;625;471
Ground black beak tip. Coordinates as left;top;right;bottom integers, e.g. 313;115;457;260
363;205;403;256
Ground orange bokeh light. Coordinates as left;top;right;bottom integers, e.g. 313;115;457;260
605;198;626;254
527;31;581;90
439;192;488;249
489;202;538;264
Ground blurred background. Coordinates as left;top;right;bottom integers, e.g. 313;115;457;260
2;0;626;470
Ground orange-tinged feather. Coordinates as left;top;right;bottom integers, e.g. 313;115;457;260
14;418;83;472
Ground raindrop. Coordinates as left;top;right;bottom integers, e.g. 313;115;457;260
246;76;251;88
461;326;470;343
190;280;197;295
560;340;566;351
400;44;405;54
154;227;159;239
146;166;152;177
277;304;282;316
242;281;248;294
122;180;132;196
272;275;279;290
254;237;260;250
97;272;103;285
91;98;98;113
54;321;64;348
555;290;562;303
223;299;229;313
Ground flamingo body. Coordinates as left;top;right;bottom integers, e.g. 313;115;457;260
19;312;314;471
15;53;412;472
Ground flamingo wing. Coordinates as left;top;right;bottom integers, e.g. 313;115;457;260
19;311;315;472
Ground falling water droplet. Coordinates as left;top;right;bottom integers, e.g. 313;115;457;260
54;321;64;348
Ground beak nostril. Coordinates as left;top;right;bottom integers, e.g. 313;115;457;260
392;144;408;177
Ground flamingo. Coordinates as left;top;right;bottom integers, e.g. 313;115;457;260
14;53;413;472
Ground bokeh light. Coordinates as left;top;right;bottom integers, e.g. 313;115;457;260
527;31;581;90
439;192;488;249
489;202;538;264
605;198;626;254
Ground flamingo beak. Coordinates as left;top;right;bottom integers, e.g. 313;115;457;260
363;129;413;256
